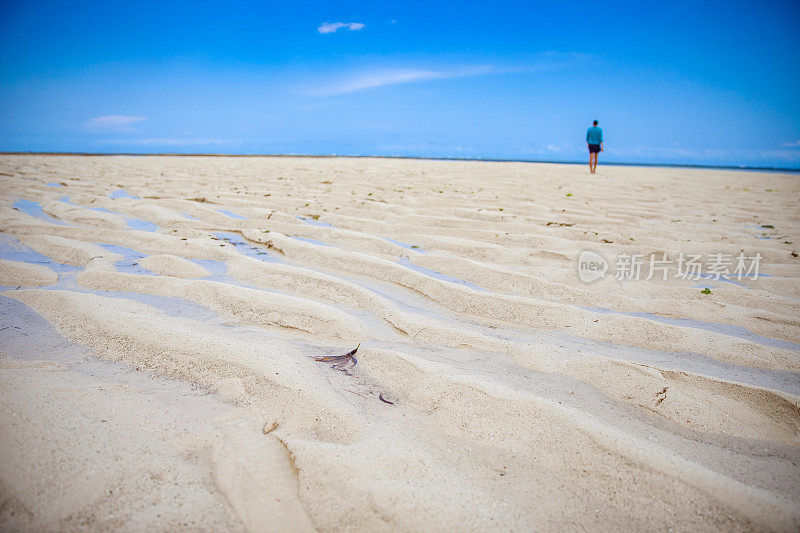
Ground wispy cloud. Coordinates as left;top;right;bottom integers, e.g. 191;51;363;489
88;115;146;126
99;137;237;147
604;145;800;166
545;143;579;154
307;52;591;97
781;139;800;147
318;22;365;34
86;115;146;133
310;65;494;96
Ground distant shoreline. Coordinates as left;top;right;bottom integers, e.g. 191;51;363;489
1;151;798;173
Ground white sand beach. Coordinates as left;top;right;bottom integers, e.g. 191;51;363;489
0;154;798;531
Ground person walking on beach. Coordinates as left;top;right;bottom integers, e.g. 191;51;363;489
586;120;603;173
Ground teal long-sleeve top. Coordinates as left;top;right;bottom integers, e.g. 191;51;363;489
586;126;603;145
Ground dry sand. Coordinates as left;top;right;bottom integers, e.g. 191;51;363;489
0;154;798;531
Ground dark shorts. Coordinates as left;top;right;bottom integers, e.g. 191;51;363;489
588;144;601;153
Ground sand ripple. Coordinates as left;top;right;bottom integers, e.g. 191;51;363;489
1;155;799;531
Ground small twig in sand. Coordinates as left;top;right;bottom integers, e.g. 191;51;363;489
262;420;279;435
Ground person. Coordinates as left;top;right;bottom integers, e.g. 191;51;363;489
586;120;603;173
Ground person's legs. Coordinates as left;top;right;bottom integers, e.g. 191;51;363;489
589;152;597;173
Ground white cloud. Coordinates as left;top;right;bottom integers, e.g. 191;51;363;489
86;115;146;133
88;115;146;126
99;137;235;147
545;143;579;154
310;65;493;96
318;22;365;34
781;139;800;147
602;145;800;166
332;69;443;93
756;148;800;162
306;52;591;97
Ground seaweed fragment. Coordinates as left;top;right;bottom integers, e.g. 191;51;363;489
314;343;360;370
379;393;394;405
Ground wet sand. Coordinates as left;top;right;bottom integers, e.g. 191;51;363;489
0;154;798;531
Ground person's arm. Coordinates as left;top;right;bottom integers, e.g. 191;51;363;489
600;129;604;150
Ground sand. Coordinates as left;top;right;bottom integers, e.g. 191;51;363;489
0;154;798;531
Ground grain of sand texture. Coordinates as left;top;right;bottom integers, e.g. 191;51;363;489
0;154;799;531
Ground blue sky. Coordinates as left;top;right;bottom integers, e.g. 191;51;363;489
1;0;799;167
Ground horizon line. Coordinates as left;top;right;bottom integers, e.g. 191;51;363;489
1;151;798;173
